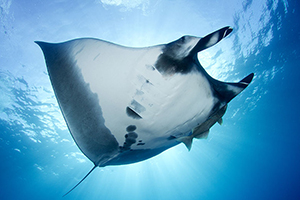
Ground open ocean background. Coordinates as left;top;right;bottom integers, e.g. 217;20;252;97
0;0;299;199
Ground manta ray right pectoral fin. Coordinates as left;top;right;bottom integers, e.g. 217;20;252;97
63;165;97;197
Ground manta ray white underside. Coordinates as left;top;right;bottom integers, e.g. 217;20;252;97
36;26;253;195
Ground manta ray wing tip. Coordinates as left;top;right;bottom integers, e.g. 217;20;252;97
240;73;254;85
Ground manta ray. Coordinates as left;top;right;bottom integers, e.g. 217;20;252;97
36;26;253;195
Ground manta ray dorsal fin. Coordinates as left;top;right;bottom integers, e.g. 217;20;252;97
63;165;97;197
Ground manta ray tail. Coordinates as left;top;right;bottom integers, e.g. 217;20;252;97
63;165;97;197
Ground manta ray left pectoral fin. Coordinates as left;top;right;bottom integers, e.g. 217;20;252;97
63;165;97;197
177;136;193;151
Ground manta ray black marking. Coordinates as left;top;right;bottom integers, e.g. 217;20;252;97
36;26;253;195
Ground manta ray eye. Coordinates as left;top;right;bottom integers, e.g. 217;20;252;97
181;36;186;42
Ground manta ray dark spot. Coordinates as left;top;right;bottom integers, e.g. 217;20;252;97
127;132;138;138
125;137;136;144
137;139;145;145
155;54;193;75
126;125;137;132
122;135;137;150
121;130;139;151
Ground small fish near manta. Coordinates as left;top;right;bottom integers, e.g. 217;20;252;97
36;26;254;195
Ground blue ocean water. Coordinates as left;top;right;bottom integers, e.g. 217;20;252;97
0;0;299;199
